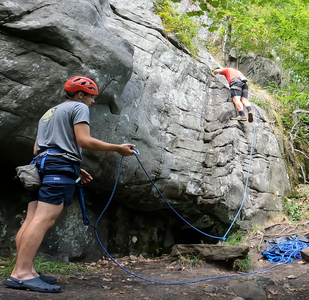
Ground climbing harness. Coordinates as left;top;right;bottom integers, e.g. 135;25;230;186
15;148;80;191
16;148;90;227
230;76;248;86
230;76;248;91
34;148;93;227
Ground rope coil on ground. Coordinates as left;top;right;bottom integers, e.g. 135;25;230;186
262;240;309;263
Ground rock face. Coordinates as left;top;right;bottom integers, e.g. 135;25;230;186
0;0;290;261
228;50;282;87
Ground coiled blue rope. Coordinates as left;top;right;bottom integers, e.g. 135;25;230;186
262;240;309;263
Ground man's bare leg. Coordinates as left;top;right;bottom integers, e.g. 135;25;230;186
241;97;254;123
11;201;64;281
232;96;244;112
231;96;247;121
241;97;251;108
14;201;39;277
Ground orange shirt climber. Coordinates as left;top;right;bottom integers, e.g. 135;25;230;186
220;68;244;84
213;67;254;123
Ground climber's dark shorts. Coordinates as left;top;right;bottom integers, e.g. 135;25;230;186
26;155;80;206
29;183;76;206
230;82;248;98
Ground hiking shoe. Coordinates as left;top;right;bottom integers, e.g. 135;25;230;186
231;116;247;121
248;111;254;123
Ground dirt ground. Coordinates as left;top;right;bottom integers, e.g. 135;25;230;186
1;221;309;300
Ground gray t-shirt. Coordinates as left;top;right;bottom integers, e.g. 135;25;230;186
36;101;90;159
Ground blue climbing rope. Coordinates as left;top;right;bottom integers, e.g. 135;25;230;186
223;107;259;240
94;228;288;284
92;155;291;285
90;106;297;285
262;240;309;263
91;107;260;242
131;108;259;241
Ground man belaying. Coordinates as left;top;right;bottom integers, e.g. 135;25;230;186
213;67;254;122
2;76;135;293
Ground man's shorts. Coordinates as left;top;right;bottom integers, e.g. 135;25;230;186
27;155;80;206
230;82;248;98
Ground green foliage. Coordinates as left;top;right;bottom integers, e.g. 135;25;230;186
250;224;265;234
155;0;201;55
298;185;309;198
156;247;163;255
284;199;302;222
284;185;309;221
250;97;271;112
266;83;309;147
0;255;88;279
224;231;246;246
204;0;309;82
178;253;205;268
233;255;253;272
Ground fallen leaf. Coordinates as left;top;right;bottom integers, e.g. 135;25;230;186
268;289;279;295
102;286;111;290
287;275;298;279
119;290;126;294
183;293;188;295
102;278;112;282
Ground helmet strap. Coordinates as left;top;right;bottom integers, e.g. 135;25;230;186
65;92;75;100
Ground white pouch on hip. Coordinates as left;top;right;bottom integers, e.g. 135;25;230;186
15;164;41;191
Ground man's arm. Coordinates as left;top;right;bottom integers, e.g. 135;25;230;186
33;140;37;156
74;123;135;156
213;68;224;75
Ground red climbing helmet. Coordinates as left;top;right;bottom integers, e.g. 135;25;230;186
64;76;99;95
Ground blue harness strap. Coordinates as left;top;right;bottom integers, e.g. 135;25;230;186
42;175;78;184
39;148;66;175
76;183;92;226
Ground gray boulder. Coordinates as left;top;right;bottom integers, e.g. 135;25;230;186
229;50;282;87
